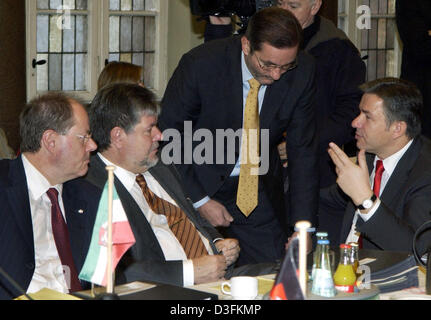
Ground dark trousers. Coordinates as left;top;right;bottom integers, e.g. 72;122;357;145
213;176;287;266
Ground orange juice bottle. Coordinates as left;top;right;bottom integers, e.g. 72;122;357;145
333;244;356;293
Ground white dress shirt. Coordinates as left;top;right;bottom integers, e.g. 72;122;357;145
22;154;70;294
346;140;414;243
98;153;213;286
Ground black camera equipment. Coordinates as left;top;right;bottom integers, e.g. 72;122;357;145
190;0;276;33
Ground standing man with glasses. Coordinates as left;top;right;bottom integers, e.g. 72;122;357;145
0;93;98;299
159;7;318;265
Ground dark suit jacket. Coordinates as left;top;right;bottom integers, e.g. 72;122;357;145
159;36;319;229
396;0;431;138
320;136;431;254
0;156;98;300
83;155;223;287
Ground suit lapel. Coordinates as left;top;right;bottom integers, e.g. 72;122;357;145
224;37;244;132
6;158;34;251
259;72;293;130
114;178;166;259
379;138;421;206
149;162;217;248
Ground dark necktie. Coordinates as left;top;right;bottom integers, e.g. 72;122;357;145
135;174;208;259
46;188;82;292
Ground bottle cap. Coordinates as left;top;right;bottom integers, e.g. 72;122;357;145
348;242;359;248
316;231;328;237
340;244;351;249
317;239;329;245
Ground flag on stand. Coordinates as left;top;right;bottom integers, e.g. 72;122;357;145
79;181;135;286
269;237;305;300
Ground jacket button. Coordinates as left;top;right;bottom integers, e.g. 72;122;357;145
220;175;225;181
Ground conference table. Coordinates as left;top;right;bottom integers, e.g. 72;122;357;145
191;267;429;300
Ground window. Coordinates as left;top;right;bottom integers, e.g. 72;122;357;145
338;0;401;81
26;0;168;102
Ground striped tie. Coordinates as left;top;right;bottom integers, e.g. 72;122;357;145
135;174;208;259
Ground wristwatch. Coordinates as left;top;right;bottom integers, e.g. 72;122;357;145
357;194;377;210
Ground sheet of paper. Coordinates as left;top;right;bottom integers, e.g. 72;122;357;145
359;258;376;265
15;288;82;300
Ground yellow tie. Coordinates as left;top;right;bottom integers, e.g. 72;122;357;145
236;78;261;216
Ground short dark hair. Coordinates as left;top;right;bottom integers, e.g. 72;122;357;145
89;83;158;152
20;92;76;153
360;77;423;139
245;7;302;53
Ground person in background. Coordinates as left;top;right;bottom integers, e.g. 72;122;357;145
396;0;431;139
97;61;144;90
321;78;431;255
0;93;98;299
83;83;276;286
0;127;15;160
277;0;366;245
160;7;318;266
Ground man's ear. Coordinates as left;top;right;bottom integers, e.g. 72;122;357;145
41;129;59;153
392;121;407;138
241;36;251;56
110;126;125;148
311;0;323;15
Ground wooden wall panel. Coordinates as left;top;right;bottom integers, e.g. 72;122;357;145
0;0;26;153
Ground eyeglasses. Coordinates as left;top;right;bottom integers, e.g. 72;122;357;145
75;133;92;144
254;53;298;72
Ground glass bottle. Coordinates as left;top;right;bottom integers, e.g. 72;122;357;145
333;244;357;293
348;242;360;275
316;231;328;241
311;232;328;281
311;239;336;297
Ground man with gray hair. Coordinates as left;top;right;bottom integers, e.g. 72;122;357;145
321;78;431;254
0;93;98;299
82;83;277;287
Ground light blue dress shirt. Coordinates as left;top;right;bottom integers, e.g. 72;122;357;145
194;52;267;208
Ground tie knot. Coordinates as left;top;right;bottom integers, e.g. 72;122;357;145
46;188;59;203
248;78;261;90
136;174;146;186
375;160;384;174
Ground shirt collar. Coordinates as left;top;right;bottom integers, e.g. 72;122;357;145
21;154;62;200
97;152;152;193
241;51;253;84
374;139;414;176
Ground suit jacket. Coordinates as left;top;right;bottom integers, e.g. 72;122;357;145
320;136;431;254
0;156;98;300
159;36;319;229
83;155;223;287
396;0;431;138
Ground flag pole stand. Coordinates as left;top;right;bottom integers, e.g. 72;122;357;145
95;166;120;300
295;220;311;298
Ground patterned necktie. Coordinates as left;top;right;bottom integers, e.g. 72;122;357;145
236;78;261;216
135;174;207;259
373;160;385;197
46;188;82;292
